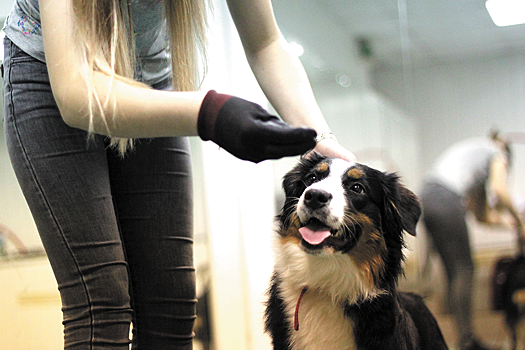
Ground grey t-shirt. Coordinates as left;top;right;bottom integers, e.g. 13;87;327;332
2;0;171;86
425;137;506;197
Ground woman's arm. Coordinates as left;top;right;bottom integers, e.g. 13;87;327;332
226;0;356;161
486;155;524;229
40;0;334;161
40;0;204;139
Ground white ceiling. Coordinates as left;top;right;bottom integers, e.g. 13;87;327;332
274;0;525;69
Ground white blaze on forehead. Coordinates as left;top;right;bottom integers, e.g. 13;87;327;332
309;159;353;192
330;158;356;176
297;159;355;228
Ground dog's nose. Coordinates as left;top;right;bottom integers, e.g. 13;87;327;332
304;189;332;210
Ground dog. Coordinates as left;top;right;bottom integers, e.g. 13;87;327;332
265;154;448;350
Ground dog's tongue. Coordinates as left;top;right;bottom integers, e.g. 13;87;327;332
299;226;331;245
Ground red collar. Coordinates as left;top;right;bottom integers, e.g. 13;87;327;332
294;287;308;331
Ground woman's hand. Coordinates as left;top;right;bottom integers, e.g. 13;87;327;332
311;137;357;162
198;90;317;163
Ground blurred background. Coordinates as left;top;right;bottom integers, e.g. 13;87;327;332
0;0;524;349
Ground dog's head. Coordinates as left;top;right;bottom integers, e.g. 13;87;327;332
277;153;420;291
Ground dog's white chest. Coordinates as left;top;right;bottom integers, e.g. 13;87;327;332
286;289;356;350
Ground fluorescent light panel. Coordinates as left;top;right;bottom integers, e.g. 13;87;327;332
486;0;525;27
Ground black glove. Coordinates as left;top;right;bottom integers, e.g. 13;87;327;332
198;90;317;163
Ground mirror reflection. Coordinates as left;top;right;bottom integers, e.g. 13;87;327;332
0;0;524;349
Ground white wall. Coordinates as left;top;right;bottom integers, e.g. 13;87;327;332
272;0;371;93
373;54;525;184
373;53;525;250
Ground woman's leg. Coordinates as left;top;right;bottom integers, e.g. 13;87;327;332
107;137;196;350
3;38;132;349
421;182;476;347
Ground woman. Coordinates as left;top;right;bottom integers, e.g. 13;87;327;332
421;132;523;350
2;0;355;349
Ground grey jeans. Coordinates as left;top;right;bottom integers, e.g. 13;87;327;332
420;181;475;344
3;37;196;350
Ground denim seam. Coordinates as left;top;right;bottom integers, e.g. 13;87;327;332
5;40;97;349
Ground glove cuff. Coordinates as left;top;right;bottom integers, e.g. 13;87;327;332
198;90;232;141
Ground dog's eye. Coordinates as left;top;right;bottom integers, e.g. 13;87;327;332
350;184;364;193
306;174;317;185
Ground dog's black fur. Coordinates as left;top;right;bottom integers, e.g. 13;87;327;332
265;154;448;350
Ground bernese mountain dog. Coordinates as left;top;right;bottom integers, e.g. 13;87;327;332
265;154;448;350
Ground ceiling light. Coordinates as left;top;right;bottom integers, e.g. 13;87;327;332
486;0;525;27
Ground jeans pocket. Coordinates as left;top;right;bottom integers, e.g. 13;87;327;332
4;37;48;83
3;37;54;129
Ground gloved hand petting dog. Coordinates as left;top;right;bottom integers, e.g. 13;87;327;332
265;153;448;350
198;90;317;163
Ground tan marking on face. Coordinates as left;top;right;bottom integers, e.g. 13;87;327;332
280;213;302;244
347;168;364;179
348;214;387;286
280;234;301;246
316;162;329;173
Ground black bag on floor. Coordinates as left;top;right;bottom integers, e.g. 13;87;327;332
491;254;525;319
491;255;519;311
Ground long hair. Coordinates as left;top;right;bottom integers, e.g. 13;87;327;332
72;0;209;154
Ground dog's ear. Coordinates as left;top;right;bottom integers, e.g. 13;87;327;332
380;172;421;236
394;185;421;236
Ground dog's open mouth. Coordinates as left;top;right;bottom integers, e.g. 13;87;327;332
298;218;359;252
299;218;333;245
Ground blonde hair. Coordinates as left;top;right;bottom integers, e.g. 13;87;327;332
72;0;209;154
